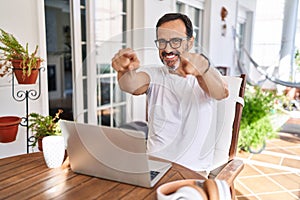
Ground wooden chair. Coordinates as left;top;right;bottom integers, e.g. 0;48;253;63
207;74;246;199
119;74;247;199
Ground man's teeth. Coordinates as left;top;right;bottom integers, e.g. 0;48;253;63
166;54;175;59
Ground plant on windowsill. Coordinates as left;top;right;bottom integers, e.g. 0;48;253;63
28;109;63;151
0;28;43;84
238;85;278;154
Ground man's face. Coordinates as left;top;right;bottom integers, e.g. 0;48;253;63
156;19;193;68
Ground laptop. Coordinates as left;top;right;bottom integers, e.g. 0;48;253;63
59;120;171;188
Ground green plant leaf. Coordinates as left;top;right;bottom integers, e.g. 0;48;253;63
238;85;279;152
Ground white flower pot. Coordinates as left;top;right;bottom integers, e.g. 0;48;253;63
42;136;65;168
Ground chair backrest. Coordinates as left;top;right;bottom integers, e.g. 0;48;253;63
229;74;246;159
205;74;246;171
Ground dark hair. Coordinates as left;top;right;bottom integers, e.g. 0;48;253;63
156;13;193;38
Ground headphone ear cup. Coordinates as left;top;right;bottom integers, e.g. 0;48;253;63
156;180;208;200
214;180;232;200
203;179;220;200
203;179;232;200
175;184;208;200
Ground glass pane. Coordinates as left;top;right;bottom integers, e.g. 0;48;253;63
97;77;100;107
82;43;87;76
198;10;203;46
83;78;87;109
81;1;87;76
237;23;246;61
101;77;111;105
194;27;200;46
97;63;111;74
98;108;114;126
95;42;124;74
113;105;126;127
113;76;126;103
81;6;86;42
84;111;88;123
176;2;184;13
93;0;127;127
190;6;200;27
94;0;125;43
188;6;200;41
45;0;74;121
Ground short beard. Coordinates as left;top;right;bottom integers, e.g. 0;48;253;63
160;51;181;69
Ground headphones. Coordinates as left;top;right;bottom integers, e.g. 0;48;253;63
156;179;231;200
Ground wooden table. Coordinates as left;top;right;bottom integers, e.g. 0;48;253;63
0;152;205;200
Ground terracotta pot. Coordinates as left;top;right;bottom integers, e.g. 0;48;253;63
0;116;22;143
38;137;44;151
12;59;41;84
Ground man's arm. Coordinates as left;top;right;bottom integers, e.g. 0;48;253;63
112;48;150;95
175;52;229;100
118;70;150;95
196;67;229;100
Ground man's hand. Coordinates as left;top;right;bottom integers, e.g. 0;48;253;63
173;52;228;100
175;52;209;77
111;48;149;95
111;48;140;73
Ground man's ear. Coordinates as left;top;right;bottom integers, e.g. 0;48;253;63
187;37;194;51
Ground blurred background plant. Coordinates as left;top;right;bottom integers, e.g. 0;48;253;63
238;85;281;153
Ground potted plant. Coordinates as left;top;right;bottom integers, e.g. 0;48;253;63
0;116;22;143
238;85;278;153
28;109;63;151
0;28;43;84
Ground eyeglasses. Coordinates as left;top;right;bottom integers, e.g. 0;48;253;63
154;37;188;50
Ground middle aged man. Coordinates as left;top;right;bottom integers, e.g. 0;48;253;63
111;13;229;175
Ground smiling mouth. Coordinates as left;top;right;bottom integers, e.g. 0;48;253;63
162;51;180;59
162;52;180;68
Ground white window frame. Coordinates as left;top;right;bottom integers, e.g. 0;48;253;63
176;0;205;53
70;0;84;123
73;0;132;126
236;5;254;75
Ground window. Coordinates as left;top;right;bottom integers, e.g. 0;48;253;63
176;1;204;53
94;0;129;126
236;22;246;63
236;5;254;75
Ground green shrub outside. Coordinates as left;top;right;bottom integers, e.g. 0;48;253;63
238;85;278;152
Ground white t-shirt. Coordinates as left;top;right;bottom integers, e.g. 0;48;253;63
139;66;215;171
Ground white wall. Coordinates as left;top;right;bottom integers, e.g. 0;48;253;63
0;0;48;158
208;0;238;72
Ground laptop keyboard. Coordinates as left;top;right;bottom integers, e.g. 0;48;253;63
150;170;160;181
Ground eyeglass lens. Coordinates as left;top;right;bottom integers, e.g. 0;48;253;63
155;38;185;50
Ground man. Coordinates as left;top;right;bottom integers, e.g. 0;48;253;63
112;13;228;174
